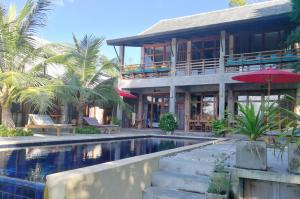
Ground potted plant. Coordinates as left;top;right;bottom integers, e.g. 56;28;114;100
234;102;278;170
206;172;230;199
159;113;178;135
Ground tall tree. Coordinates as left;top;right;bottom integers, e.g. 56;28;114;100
229;0;247;7
47;34;122;127
0;0;61;128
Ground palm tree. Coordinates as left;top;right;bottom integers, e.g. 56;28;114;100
0;0;61;128
48;34;122;127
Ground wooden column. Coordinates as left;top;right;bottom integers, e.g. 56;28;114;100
184;91;191;132
229;34;234;55
171;38;177;76
187;40;192;76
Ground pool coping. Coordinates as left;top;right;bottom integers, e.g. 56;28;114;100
0;134;218;148
46;136;227;187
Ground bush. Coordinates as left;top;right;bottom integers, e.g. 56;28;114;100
111;116;121;126
0;125;33;137
159;113;178;133
207;172;230;195
75;126;101;134
212;119;227;137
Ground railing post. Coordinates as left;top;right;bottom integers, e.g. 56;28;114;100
171;38;177;76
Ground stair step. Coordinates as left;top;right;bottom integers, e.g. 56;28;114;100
143;187;205;199
159;158;215;176
151;171;209;194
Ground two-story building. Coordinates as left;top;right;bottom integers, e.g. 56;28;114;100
107;0;299;132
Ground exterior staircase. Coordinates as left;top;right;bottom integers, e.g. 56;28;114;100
143;141;235;199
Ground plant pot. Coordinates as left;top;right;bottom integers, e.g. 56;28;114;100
288;142;300;174
205;192;227;199
166;131;173;135
236;140;267;170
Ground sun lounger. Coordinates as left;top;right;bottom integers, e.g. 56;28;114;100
83;117;120;134
25;114;74;136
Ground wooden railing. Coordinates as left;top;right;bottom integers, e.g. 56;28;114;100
121;61;171;79
224;48;300;73
175;58;219;76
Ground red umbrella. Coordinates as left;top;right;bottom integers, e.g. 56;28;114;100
115;88;137;99
232;68;300;97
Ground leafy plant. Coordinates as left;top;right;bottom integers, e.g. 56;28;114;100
159;113;178;133
47;34;124;127
75;126;101;134
234;102;279;141
212;119;227;137
207;172;230;195
111;116;121;126
229;0;246;7
0;125;33;137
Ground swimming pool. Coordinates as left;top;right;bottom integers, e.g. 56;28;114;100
0;135;210;198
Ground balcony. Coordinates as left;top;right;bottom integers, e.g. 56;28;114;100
121;58;220;79
176;58;219;76
121;61;171;79
225;48;300;73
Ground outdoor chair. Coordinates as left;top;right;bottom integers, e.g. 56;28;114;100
83;117;120;134
25;114;74;136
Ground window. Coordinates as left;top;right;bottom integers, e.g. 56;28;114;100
191;38;220;60
265;32;279;51
144;44;171;66
177;42;187;62
251;34;263;52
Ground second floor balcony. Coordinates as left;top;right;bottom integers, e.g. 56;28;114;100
121;48;300;79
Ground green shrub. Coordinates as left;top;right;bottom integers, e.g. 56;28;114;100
75;126;101;134
159;113;178;133
212;119;227;137
235;102;278;141
0;125;33;137
111;116;121;126
207;172;230;195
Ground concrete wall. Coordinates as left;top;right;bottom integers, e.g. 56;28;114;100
45;138;218;199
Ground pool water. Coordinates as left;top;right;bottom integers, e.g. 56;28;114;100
0;136;205;183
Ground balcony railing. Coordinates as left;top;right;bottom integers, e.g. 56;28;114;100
176;58;219;76
225;48;300;73
121;61;171;79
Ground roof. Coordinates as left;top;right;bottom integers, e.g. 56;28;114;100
107;0;292;46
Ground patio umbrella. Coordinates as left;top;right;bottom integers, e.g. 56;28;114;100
115;88;137;99
232;68;300;98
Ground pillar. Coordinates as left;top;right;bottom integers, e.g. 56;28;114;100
229;34;234;55
187;40;192;75
169;85;176;114
119;45;125;71
137;94;143;129
140;47;145;65
184;91;191;132
295;88;300;115
171;38;177;76
116;104;123;122
228;86;235;122
219;30;226;119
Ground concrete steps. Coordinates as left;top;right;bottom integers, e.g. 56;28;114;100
151;171;210;194
159;158;215;176
143;187;205;199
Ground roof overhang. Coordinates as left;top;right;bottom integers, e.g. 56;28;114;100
106;13;290;47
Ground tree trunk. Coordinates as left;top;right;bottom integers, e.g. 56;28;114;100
77;103;84;128
1;105;15;129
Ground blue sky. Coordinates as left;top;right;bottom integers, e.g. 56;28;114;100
6;0;238;63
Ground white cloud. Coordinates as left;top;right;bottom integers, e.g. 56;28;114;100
53;0;75;7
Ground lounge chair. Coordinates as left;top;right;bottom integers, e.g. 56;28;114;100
25;114;74;136
83;117;120;134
